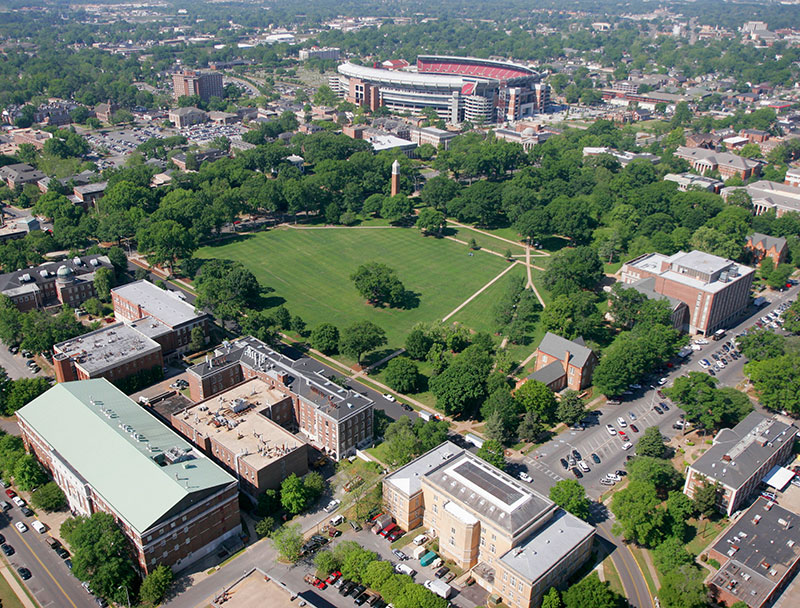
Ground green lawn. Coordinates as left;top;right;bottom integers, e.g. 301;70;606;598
196;227;508;361
0;568;27;608
450;264;527;334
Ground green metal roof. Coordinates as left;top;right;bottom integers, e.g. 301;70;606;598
17;379;235;534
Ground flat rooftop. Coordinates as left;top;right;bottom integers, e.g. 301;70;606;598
189;336;373;422
112;280;203;327
691;412;796;491
499;509;595;583
424;450;554;537
625;250;754;294
128;316;172;340
384;442;462;496
54;322;161;376
181;378;305;471
710;497;800;607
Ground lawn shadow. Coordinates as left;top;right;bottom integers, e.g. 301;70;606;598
362;347;398;368
537;235;571;252
399;289;421;310
201;233;256;249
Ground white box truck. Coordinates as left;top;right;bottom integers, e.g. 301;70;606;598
424;579;453;599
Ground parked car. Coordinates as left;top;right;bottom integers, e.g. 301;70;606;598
591;453;601;464
518;472;532;483
5;489;16;498
349;521;362;532
571;448;582;460
571;467;583;479
559;458;569;470
323;499;340;513
392;549;408;561
387;528;404;542
761;491;778;502
20;506;33;517
435;566;450;578
14;522;27;533
578;460;590;473
1;544;13;556
621;442;633;451
606;425;617;436
12;496;25;507
653;406;663;415
17;567;31;580
628;412;637;421
382;394;396;402
0;479;9;488
616;417;627;428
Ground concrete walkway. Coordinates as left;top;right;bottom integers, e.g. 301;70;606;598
442;261;520;322
0;562;37;608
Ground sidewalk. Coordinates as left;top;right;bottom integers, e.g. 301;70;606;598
0;562;37;608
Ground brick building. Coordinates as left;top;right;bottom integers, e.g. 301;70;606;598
111;280;210;357
745;233;788;267
52;322;163;385
170;377;308;498
726;180;800;218
186;336;373;461
383;443;595;608
683;412;797;516
674;146;762;180
523;333;597;392
168;107;207;128
16;380;240;574
0;163;46;189
11;128;53;150
172;71;224;102
708;498;800;608
0;254;113;312
620;250;755;336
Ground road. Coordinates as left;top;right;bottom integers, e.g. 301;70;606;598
0;509;96;608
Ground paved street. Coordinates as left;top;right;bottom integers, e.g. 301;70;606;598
0;510;96;608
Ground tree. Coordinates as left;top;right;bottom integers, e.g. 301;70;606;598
30;481;67;512
92;267;114;301
514;380;557;425
636;426;668;458
314;550;339;576
428;349;490;417
280;473;308;515
767;263;793;290
658;564;708;608
541;588;563;608
556;391;586;427
541;293;602;340
610;480;665;547
271;524;304;562
291;315;306;336
381;194;413;222
627;457;683;496
476;439;506;470
350;263;406;308
255;517;276;538
737;328;785;360
189;326;205;352
303;471;326;503
139;564;173;606
340;321;387;365
60;512;138;604
420;175;460;211
384;357;419;393
693;481;719;519
549;480;590;520
13;453;48;491
416;208;446;236
311;323;339;355
543;246;603;296
653;537;693;573
562;573;626;608
404;329;431;360
484;410;511;444
517;411;546;443
666;372;754;430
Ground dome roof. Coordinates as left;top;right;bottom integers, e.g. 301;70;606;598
522;127;535;136
56;265;74;278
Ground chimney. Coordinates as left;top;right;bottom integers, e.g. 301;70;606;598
563;350;571;373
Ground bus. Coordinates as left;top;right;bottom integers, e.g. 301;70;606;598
712;329;726;341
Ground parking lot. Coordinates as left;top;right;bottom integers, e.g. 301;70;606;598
180;122;248;145
292;519;481;608
84;126;173;155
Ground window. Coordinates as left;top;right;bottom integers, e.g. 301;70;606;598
491;545;495;554
433;505;438;514
451;527;456;534
449;537;455;546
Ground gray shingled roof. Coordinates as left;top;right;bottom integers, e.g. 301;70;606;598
536;332;593;369
690;412;797;491
528;360;566;386
748;232;787;253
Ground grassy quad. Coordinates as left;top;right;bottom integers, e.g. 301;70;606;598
196;227;508;363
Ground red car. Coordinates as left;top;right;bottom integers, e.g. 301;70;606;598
4;490;15;499
629;424;639;433
326;571;341;585
315;579;327;590
380;523;397;538
328;528;341;538
618;430;627;440
388;528;404;542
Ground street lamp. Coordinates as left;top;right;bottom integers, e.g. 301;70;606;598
118;584;131;608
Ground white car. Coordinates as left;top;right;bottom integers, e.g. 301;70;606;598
621;442;633;451
15;521;27;533
382;393;396;402
12;496;25;508
699;359;710;369
323;499;340;513
657;377;668;385
606;473;622;482
606;425;617;436
616;417;627;428
696;339;709;345
578;461;590;473
518;472;533;483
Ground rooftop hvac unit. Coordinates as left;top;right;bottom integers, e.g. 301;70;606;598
20;273;31;282
72;256;81;265
90;258;99;266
